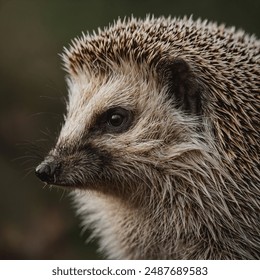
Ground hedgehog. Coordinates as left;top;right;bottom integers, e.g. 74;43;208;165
35;16;260;259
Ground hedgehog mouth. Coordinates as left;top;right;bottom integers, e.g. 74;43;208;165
48;182;88;190
35;174;86;190
38;175;95;190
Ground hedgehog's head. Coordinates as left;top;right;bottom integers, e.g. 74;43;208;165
35;19;204;204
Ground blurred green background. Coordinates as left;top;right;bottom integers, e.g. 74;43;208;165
0;0;259;260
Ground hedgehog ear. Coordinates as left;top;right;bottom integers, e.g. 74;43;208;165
158;58;202;115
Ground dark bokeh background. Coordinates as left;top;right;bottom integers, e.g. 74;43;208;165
0;0;259;260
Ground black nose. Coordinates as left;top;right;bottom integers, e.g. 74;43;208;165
35;159;60;184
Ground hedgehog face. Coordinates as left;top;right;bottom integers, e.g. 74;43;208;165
35;60;202;204
35;17;204;203
35;67;165;191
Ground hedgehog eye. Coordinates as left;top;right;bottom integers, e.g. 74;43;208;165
108;113;124;127
104;107;133;133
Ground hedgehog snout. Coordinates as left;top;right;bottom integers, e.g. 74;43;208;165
35;157;61;185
